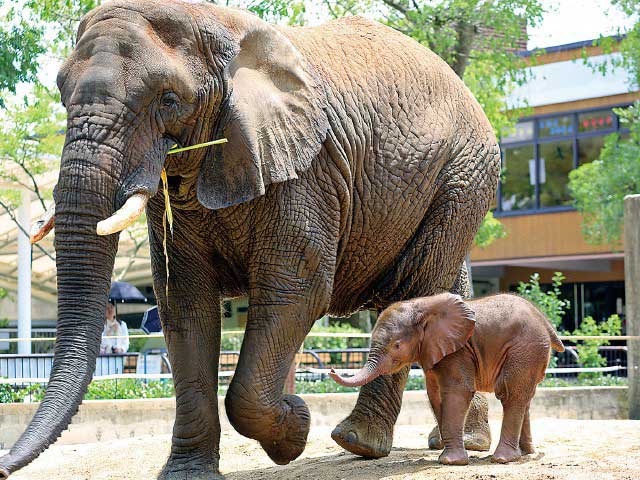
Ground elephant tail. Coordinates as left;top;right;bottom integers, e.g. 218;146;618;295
549;330;565;352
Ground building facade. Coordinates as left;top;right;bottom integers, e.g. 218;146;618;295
471;38;639;332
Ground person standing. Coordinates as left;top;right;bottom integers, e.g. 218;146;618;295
100;302;130;354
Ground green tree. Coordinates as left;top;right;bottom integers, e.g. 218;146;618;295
324;0;545;133
516;272;569;331
569;1;640;246
0;85;65;261
474;211;507;248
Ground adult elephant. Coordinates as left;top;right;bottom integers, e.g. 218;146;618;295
0;1;499;479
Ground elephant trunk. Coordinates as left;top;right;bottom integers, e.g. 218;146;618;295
0;153;120;479
329;350;384;387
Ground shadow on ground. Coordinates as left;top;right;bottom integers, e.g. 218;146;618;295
226;448;545;480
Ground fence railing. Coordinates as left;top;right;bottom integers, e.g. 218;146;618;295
0;334;636;387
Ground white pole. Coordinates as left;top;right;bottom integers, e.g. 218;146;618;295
17;189;32;355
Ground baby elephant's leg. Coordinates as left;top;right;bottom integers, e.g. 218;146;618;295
493;360;538;463
425;372;444;450
493;398;528;463
438;389;474;465
519;403;535;455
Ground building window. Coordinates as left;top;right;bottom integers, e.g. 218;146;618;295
539;140;574;207
497;106;628;215
501;145;535;211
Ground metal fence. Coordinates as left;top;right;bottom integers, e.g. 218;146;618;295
0;334;634;392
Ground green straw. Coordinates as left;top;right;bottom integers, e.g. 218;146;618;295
167;138;228;155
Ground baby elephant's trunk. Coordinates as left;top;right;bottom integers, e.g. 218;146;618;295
329;362;382;387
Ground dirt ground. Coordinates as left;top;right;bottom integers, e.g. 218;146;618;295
3;419;640;479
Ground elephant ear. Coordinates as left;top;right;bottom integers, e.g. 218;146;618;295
197;21;329;210
416;293;476;370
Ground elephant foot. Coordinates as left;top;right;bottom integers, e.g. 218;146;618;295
260;395;310;465
491;445;522;464
519;441;535;455
427;425;490;452
438;447;469;465
331;413;393;458
159;462;223;480
428;425;443;450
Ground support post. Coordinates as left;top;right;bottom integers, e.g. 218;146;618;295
17;189;32;355
625;194;640;419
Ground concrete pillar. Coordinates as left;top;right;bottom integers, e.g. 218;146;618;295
625;194;640;419
17;189;32;355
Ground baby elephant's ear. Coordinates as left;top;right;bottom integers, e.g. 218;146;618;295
417;293;476;370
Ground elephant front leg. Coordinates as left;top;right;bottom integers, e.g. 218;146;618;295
225;276;330;465
149;224;223;480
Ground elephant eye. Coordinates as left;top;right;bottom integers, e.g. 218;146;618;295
394;341;401;350
160;92;180;110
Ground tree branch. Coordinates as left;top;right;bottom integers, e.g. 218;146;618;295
0;198;55;261
381;0;408;15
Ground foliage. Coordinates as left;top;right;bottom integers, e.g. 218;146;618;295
473;211;507;248
568;102;640;246
83;378;174;400
221;331;244;351
568;2;640;246
540;375;627;388
0;85;65;195
0;381;44;403
516;272;569;331
571;315;622;380
324;0;544;134
0;85;66;262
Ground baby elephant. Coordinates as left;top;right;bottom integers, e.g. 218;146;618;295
330;293;564;465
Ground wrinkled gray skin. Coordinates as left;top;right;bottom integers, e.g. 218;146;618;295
0;1;500;479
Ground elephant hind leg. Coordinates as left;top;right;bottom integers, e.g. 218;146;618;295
519;403;535;454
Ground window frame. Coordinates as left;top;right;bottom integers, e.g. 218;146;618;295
496;103;631;217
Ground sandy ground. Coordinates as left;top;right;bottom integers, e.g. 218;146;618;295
3;419;640;480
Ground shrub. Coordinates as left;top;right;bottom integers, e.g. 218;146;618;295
572;314;622;380
516;272;569;331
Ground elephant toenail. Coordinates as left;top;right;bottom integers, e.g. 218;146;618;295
345;432;358;444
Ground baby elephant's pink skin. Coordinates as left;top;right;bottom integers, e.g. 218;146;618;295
330;293;564;465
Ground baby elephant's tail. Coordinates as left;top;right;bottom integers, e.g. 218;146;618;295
550;330;565;352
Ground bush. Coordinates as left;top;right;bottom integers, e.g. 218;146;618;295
0;382;44;403
540;376;627;388
572;314;622;380
516;272;569;331
517;272;570;369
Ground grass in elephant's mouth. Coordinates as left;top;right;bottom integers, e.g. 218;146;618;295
161;169;173;298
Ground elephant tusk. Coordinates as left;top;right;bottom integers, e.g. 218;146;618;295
30;203;55;244
96;193;148;236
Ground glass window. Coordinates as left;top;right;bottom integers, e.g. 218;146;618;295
538;115;574;138
578;109;614;133
501;145;535;211
539;140;574;207
501;121;534;144
578;136;606;165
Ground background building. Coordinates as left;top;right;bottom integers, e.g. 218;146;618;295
471;38;639;332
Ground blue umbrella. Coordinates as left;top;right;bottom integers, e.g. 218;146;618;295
109;281;147;304
141;306;162;334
